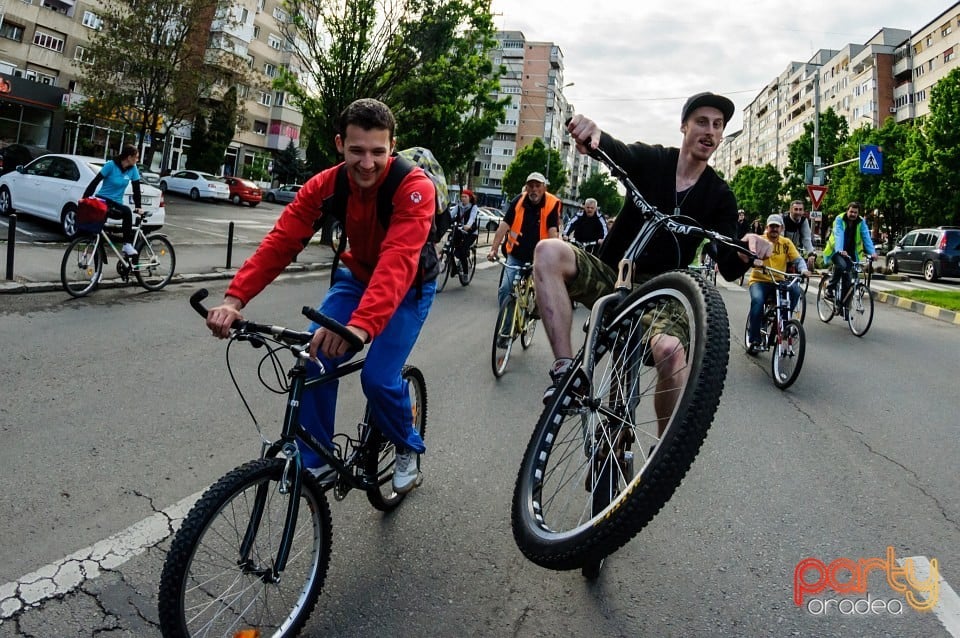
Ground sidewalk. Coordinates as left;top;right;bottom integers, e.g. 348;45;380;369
3;239;958;326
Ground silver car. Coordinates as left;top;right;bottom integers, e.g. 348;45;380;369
0;153;165;237
159;170;230;201
264;184;302;204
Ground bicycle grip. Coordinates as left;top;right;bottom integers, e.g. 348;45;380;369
301;306;364;352
190;288;211;318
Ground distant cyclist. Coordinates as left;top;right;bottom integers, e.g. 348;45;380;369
782;200;816;271
562;198;608;251
82;144;143;257
823;201;877;311
451;189;479;275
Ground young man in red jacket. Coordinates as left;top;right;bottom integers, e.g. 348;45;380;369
205;98;437;494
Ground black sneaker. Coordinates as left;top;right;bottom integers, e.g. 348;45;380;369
543;365;589;405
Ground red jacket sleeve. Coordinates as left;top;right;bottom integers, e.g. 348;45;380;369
226;169;333;305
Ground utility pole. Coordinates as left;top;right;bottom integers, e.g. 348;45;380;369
812;69;821;185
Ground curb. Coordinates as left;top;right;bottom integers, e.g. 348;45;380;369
873;290;960;326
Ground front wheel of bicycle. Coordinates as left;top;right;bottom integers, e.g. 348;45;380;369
492;298;516;378
512;270;729;570
158;457;332;638
364;365;428;511
134;234;176;291
436;251;452;293
793;289;807;324
771;318;805;390
458;246;477;286
816;278;835;323
846;283;874;337
60;235;103;298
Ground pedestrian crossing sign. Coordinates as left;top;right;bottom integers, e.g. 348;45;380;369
860;144;882;175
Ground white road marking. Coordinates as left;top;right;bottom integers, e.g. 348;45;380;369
0;221;38;237
0;490;202;621
899;556;960;637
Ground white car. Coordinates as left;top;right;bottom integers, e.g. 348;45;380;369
0;153;165;238
159;170;230;201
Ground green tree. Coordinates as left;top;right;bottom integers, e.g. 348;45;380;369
186;86;238;174
277;0;506;172
783;107;849;210
729;164;782;218
75;0;246;168
501;138;568;200
273;141;306;184
577;171;623;218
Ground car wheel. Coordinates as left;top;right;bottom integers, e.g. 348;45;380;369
0;186;12;215
231;194;241;205
159;181;168;193
266;193;275;203
61;204;79;239
887;255;898;274
190;188;200;201
923;260;938;282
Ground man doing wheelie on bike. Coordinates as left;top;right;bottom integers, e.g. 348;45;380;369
534;92;773;431
205;99;436;495
746;214;809;352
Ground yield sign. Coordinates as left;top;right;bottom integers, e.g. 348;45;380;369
807;184;828;210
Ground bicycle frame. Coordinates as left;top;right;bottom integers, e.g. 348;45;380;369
96;215;165;271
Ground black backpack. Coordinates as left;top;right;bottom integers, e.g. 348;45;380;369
318;153;442;291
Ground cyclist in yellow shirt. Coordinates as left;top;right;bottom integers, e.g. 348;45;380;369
746;214;810;352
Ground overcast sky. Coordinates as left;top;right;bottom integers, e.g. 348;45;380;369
489;0;954;146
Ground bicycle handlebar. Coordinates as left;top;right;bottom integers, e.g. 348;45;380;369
189;288;363;352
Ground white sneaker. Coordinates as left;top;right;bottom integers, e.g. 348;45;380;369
307;464;335;487
122;243;138;257
392;449;422;494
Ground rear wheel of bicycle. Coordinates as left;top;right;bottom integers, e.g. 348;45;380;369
158;457;332;638
61;236;103;298
134;234;176;291
436;248;451;293
492;298;516;378
816;278;835;323
364;365;428;511
512;270;729;570
458;246;477;285
771;318;805;390
846;283;874;337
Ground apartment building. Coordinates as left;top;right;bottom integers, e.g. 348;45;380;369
713;1;960;183
0;0;304;176
468;30;595;208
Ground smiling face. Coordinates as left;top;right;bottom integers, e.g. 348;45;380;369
680;106;726;162
335;124;394;191
789;202;805;222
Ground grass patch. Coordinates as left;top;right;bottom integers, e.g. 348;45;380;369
887;289;960;312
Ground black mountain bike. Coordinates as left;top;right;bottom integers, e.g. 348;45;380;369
436;224;477;292
815;258;875;336
158;290;427;637
511;146;756;578
743;266;807;390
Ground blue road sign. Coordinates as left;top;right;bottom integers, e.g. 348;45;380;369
860;144;882;175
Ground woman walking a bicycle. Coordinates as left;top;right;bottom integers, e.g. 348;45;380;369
81;144;143;257
745;214;809;352
533;92;773;418
205;98;436;495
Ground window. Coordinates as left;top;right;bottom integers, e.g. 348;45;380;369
253;25;260;39
237;84;249;98
268;34;281;50
257;0;264;8
942;23;952;37
82;11;102;29
257;91;271;106
74;45;89;62
0;21;24;42
264;63;276;77
272;7;287;21
253;120;267;135
33;31;65;53
246;54;255;69
945;47;955;63
926;35;933;46
274;91;285;107
240;7;249;23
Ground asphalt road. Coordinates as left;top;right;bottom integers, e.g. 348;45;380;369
0;265;958;637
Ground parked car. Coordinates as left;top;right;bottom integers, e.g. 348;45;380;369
140;171;162;186
159;170;230;201
0;153;165;237
264;184;301;204
223;176;262;207
476;206;505;232
886;226;960;281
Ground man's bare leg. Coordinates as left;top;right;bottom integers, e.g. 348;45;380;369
533;238;579;360
650;334;689;436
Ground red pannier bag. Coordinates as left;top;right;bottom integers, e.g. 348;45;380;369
76;197;108;234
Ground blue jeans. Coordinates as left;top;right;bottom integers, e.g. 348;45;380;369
298;268;435;468
497;254;527;309
829;253;855;302
748;280;800;343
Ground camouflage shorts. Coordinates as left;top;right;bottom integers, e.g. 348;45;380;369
567;246;690;360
